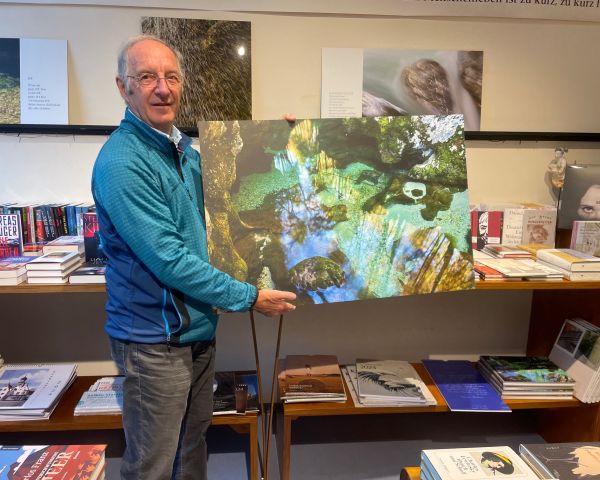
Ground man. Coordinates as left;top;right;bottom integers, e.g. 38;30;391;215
91;35;296;480
577;184;600;221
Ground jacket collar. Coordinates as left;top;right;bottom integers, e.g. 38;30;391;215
119;108;193;156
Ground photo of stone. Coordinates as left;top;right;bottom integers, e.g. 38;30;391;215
0;38;20;124
142;16;251;126
199;115;474;305
363;49;483;131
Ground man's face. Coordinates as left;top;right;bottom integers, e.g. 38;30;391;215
117;39;182;134
577;185;600;221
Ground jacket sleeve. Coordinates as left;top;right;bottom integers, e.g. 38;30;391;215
92;137;258;312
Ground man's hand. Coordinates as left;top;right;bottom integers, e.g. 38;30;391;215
282;113;296;124
253;289;297;317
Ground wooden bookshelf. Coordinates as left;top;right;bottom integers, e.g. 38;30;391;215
0;376;260;480
275;363;583;480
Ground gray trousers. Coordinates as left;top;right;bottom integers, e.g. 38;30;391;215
110;337;216;480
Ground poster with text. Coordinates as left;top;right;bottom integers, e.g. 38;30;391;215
322;48;483;131
142;16;251;127
0;38;68;124
199;115;474;306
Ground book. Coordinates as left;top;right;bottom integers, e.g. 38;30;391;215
479;356;574;387
25;251;82;271
549;318;600;403
536;248;600;272
278;355;346;402
355;359;428;403
519;442;600;480
422;445;540;480
482;244;533;259
558;164;600;229
212;371;259;415
74;376;124;416
475;258;563;279
68;262;106;284
422;359;510;412
570;220;600;257
26;261;81;278
535;261;600;281
0;213;23;259
42;235;84;254
0;363;77;419
0;444;106;480
83;212;108;265
471;210;503;250
502;206;557;247
0;257;38;279
0;273;27;286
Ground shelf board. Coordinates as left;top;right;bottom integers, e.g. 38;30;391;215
0;376;257;433
1;279;598;295
2;124;600;143
283;364;582;419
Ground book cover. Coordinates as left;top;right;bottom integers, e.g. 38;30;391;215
0;444;106;480
0;363;77;413
282;355;345;397
0;257;37;279
558;165;600;229
479;356;574;385
571;221;600;257
519;442;600;480
212;371;259;415
549;318;600;402
42;235;84;254
536;249;600;272
422;359;510;412
522;209;557;246
422;445;540;480
355;359;427;402
0;214;23;259
82;212;108;265
68;262;106;284
471;210;503;251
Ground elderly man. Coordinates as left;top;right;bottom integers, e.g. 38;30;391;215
92;35;296;480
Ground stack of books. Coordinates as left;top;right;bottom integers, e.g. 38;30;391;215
0;256;38;286
482;244;533;259
475;257;563;281
421;446;540;480
519;442;600;479
549;318;600;403
25;251;84;284
277;354;346;403
341;359;436;407
0;444;106;480
0;363;77;420
478;355;575;400
213;371;259;415
74;376;124;416
536;248;600;281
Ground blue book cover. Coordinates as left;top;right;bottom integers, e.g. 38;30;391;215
422;359;511;412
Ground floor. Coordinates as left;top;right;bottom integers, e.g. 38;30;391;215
104;410;545;479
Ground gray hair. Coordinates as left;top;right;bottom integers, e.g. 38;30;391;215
117;34;185;92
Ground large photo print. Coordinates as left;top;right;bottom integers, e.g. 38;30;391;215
199;115;474;305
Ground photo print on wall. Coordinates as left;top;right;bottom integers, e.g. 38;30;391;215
198;115;475;306
141;16;251;126
322;48;483;131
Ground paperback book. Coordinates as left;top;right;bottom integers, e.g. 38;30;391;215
422;359;510;412
0;214;23;259
68;262;106;284
536;249;600;272
422;445;540;480
213;371;259;415
0;444;106;480
519;442;600;480
570;221;600;257
355;359;428;403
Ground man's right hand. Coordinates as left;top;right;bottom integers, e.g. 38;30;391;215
253;289;297;317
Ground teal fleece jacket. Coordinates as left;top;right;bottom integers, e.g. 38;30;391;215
91;109;257;344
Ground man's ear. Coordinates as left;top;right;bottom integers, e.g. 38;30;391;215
116;76;128;100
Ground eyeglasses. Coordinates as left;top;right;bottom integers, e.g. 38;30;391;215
127;73;182;88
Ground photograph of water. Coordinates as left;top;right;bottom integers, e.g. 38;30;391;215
0;38;20;124
199;115;475;305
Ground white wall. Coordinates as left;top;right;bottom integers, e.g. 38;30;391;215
1;5;599;379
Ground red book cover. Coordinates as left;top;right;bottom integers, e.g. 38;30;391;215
471;210;503;251
0;213;23;258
